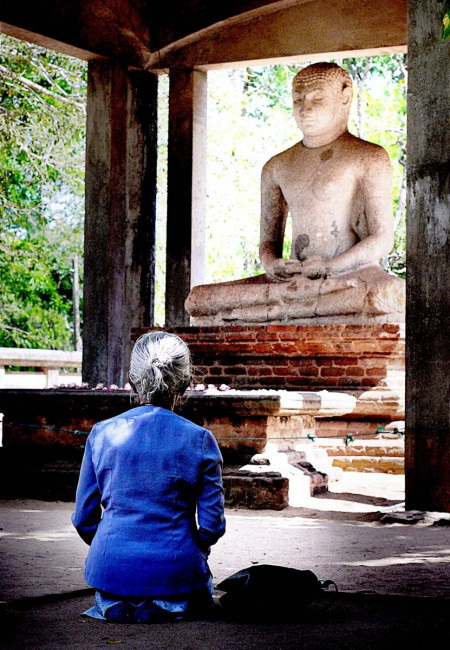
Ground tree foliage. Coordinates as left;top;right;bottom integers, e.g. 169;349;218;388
0;34;87;348
442;0;450;41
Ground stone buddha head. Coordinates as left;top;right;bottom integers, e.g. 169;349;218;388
292;62;353;146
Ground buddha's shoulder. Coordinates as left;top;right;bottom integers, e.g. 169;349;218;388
339;133;390;162
262;141;303;175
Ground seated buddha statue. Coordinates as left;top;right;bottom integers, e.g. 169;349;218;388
186;62;405;325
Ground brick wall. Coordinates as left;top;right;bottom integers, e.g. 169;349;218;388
132;324;405;392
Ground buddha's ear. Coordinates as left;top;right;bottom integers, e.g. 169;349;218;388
342;83;352;106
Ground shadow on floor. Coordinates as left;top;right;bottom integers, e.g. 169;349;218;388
1;591;448;649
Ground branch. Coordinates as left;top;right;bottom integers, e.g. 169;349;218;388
0;65;86;114
0;322;30;337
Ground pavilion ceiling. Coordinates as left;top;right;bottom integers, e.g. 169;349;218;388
0;0;285;66
1;0;406;69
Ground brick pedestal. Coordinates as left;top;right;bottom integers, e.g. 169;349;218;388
132;324;405;393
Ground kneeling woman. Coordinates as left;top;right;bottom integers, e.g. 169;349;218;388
72;332;226;623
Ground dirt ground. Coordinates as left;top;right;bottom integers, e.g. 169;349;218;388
1;590;448;649
1;472;449;648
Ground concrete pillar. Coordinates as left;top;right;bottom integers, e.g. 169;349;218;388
45;368;60;389
406;1;450;511
83;61;157;386
166;69;207;326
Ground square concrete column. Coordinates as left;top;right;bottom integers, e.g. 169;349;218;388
406;1;450;511
83;61;157;386
166;68;207;326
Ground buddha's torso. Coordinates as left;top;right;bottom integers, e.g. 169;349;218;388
271;133;370;262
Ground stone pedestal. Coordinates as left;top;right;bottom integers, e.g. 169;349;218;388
133;323;405;402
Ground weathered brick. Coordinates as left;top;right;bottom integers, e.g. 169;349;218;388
320;377;339;386
338;377;362;387
320;367;344;377
277;330;303;340
272;367;295;376
246;343;277;355
197;333;223;342
366;368;387;377
301;343;336;355
256;330;279;341
271;343;301;355
241;358;266;366
334;357;359;366
361;377;379;386
286;375;323;387
352;341;381;353
226;367;247;375
267;357;289;366
218;343;253;355
258;376;286;386
246;367;273;376
378;341;404;354
225;331;258;341
288;358;317;368
223;326;251;333
295;367;319;376
267;325;298;333
345;366;365;376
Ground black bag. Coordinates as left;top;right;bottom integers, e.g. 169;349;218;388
216;564;337;620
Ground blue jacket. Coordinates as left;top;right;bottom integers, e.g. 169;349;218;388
72;405;226;597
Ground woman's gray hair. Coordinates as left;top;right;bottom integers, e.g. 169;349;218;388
129;331;191;406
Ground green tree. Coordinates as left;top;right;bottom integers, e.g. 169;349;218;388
0;34;87;348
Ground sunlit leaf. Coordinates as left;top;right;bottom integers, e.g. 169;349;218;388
442;2;450;41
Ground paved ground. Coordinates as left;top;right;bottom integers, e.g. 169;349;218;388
1;472;450;648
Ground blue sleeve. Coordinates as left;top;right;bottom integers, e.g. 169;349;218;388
71;433;102;545
196;429;226;550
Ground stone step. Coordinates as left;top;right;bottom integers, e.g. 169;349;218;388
331;455;404;474
315;437;405;473
222;471;289;510
316;438;405;458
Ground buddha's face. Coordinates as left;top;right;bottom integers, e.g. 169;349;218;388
292;80;349;139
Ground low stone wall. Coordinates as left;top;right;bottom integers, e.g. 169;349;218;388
0;388;404;505
0;388;359;453
132;324;405;393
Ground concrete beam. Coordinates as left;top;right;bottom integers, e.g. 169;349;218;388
165;69;207;326
152;1;300;52
406;0;450;512
148;0;407;71
83;61;157;386
0;348;81;368
0;0;152;68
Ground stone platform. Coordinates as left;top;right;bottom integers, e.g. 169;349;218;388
0;386;404;508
